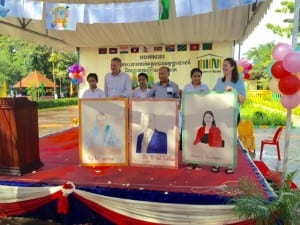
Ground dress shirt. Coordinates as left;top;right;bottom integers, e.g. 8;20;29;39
105;71;132;97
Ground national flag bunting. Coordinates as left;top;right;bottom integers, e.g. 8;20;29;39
120;46;129;54
109;48;118;54
98;48;107;54
165;44;175;52
154;46;163;52
143;46;151;53
190;43;200;51
177;44;187;51
131;46;140;53
202;43;213;50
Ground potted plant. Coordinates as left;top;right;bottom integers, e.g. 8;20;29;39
229;172;300;225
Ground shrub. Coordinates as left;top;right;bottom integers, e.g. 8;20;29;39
37;98;78;109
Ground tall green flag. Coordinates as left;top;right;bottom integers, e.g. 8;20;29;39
0;81;7;97
160;0;170;20
41;81;45;96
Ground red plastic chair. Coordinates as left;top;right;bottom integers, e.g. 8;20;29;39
259;126;283;160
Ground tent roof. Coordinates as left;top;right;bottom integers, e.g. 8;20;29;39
13;70;55;88
0;0;272;51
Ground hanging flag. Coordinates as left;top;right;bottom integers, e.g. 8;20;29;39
175;0;212;17
0;81;7;97
70;82;73;97
109;48;118;54
190;43;200;51
165;44;175;52
217;0;239;10
202;43;213;50
98;48;107;54
154;46;163;52
131;46;140;53
177;44;187;51
0;0;9;18
120;46;129;54
46;3;84;31
143;46;152;53
41;81;45;96
160;0;170;20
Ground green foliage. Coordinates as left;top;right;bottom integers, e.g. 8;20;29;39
0;35;77;91
37;98;78;109
266;1;297;39
232;172;300;225
241;98;300;126
245;42;275;78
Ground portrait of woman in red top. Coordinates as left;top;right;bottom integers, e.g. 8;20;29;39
193;110;224;147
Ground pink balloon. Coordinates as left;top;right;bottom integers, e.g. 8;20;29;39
272;43;293;61
282;51;300;73
281;92;300;109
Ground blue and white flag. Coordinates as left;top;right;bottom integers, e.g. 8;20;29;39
85;0;158;24
46;3;84;31
6;0;43;19
175;0;212;17
217;0;239;10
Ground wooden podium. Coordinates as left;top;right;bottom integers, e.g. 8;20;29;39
0;97;42;175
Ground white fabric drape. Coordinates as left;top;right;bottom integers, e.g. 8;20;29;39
0;184;245;225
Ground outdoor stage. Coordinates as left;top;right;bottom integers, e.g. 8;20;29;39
0;127;275;225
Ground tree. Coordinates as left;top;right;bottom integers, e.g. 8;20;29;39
0;35;77;95
266;1;297;39
245;42;275;76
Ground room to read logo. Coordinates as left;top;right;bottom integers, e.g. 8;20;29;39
197;54;223;73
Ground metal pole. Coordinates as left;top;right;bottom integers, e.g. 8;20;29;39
282;0;300;179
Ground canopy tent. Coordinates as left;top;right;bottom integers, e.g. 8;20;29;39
13;70;55;88
0;0;272;51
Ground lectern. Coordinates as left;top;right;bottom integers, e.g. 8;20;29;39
0;97;42;175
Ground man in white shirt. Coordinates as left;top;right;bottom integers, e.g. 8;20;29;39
104;57;132;98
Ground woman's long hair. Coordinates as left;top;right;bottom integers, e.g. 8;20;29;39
202;110;216;126
222;58;239;83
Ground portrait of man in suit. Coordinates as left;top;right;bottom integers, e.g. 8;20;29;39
136;112;167;154
85;112;121;155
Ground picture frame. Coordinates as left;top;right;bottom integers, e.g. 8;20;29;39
129;99;179;168
181;92;237;168
79;98;128;166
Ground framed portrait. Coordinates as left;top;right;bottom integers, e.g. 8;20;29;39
79;98;128;166
129;99;179;168
181;92;237;168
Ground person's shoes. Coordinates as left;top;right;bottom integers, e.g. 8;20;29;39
211;166;220;173
186;164;194;170
225;168;235;174
194;165;201;170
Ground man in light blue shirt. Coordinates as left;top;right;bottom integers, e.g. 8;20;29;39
148;66;180;98
104;57;132;98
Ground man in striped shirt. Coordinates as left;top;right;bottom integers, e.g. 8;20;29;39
104;57;132;98
148;66;180;99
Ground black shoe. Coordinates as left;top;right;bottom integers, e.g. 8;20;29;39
211;166;220;173
225;168;235;174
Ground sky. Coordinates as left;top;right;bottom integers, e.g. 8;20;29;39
239;0;292;56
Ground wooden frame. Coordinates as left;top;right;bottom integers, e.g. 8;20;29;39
129;99;179;168
181;92;237;168
79;98;128;166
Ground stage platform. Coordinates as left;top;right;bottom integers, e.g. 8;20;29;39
0;127;275;225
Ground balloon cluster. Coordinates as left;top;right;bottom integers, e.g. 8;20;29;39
237;58;253;80
68;63;86;84
270;43;300;110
